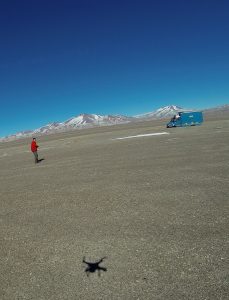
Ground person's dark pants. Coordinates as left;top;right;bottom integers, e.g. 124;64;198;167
32;151;38;163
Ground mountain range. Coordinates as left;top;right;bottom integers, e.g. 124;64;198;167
1;104;228;142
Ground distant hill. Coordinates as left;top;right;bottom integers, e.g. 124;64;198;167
203;104;229;113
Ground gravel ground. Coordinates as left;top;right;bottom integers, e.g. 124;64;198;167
0;117;229;300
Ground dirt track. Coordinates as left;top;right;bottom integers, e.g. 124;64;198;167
0;117;229;299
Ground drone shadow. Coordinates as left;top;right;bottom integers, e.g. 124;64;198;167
83;256;107;277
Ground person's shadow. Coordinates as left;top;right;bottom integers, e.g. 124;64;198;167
83;257;107;277
37;158;45;163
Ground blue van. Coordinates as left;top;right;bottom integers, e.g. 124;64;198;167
166;111;203;128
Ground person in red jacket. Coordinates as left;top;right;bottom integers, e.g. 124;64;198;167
31;137;39;163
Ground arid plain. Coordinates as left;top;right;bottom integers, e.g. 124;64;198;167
0;114;229;300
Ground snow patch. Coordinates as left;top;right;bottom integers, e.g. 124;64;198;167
113;132;169;140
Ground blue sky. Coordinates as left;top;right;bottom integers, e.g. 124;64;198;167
0;0;229;137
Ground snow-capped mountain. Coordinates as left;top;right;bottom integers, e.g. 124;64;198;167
33;122;63;134
135;105;189;119
0;113;133;141
63;113;131;127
